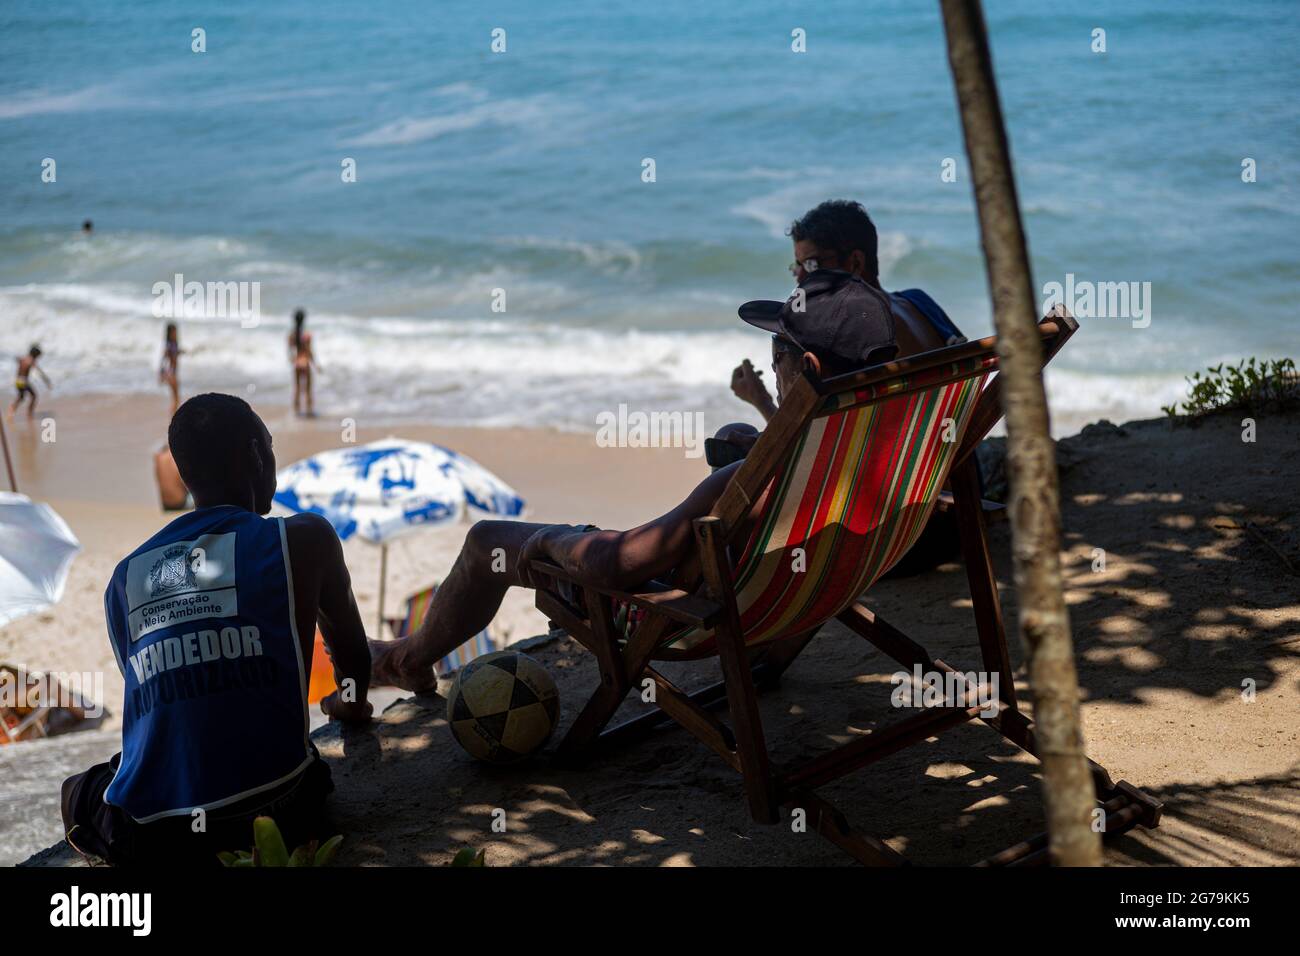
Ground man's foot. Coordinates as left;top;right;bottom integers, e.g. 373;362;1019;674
369;638;438;694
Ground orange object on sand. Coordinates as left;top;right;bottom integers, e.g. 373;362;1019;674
306;629;336;704
0;664;90;744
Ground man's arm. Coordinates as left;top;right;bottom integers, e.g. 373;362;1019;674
523;462;742;592
153;449;189;510
285;514;371;724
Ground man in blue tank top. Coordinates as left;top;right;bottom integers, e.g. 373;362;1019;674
60;393;373;866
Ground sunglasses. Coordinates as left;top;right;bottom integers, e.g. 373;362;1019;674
771;334;805;358
787;250;840;277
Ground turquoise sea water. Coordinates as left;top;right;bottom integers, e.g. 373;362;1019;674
1;0;1296;432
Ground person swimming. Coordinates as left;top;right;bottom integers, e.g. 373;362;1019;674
288;309;318;417
159;322;182;415
8;344;52;422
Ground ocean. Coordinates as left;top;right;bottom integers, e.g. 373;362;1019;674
1;0;1296;434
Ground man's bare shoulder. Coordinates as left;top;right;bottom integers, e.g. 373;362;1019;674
283;512;342;554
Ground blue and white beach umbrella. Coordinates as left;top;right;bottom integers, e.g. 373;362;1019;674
273;439;525;630
274;438;524;543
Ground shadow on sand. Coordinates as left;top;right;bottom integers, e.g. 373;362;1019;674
316;411;1297;866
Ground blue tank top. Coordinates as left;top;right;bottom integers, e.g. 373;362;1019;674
103;505;312;823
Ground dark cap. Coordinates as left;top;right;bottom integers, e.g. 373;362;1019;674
739;270;897;370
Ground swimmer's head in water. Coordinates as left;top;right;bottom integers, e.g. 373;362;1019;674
28;345;41;358
168;393;276;514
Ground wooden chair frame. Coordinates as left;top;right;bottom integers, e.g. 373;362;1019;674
532;313;1162;865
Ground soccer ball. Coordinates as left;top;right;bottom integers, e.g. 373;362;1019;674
446;651;560;764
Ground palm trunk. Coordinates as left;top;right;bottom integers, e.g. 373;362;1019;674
939;0;1102;866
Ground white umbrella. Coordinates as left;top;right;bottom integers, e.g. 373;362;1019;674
0;493;82;628
273;438;525;632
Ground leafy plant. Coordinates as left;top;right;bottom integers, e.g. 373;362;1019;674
1162;357;1297;421
217;815;343;867
451;847;487;867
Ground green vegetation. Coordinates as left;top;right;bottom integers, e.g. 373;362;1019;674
451;848;487;867
1162;357;1297;420
217;816;343;867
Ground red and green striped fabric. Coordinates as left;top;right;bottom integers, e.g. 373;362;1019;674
657;357;992;659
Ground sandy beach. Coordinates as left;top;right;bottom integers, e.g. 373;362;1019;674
6;5;1300;945
0;390;707;737
3;385;1297;867
309;408;1297;867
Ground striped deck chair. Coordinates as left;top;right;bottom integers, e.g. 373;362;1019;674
385;585;495;676
531;312;1162;866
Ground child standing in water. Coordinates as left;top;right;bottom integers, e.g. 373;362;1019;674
8;345;52;422
159;323;182;415
288;309;318;417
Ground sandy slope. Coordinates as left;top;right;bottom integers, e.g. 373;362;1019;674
313;411;1299;866
6;396;1298;866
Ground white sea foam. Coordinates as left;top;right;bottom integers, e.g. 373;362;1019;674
0;84;130;120
431;82;489;102
497;235;644;274
731;183;827;239
729;188;913;273
2;282;149;317
344;96;556;147
0;281;1191;437
1043;368;1187;434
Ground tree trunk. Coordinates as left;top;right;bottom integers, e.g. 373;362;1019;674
938;0;1102;866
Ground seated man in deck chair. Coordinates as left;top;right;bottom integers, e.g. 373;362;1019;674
713;201;975;575
61;394;373;867
726;198;964;432
371;274;897;692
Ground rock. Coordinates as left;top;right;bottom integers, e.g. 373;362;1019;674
974;421;1108;504
19;841;87;867
2;728;119;867
975;438;1008;502
1055;440;1090;474
1078;419;1129;440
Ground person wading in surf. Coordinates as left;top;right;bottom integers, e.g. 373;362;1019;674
289;309;319;417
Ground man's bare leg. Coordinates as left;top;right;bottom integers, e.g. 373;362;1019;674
371;520;552;691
